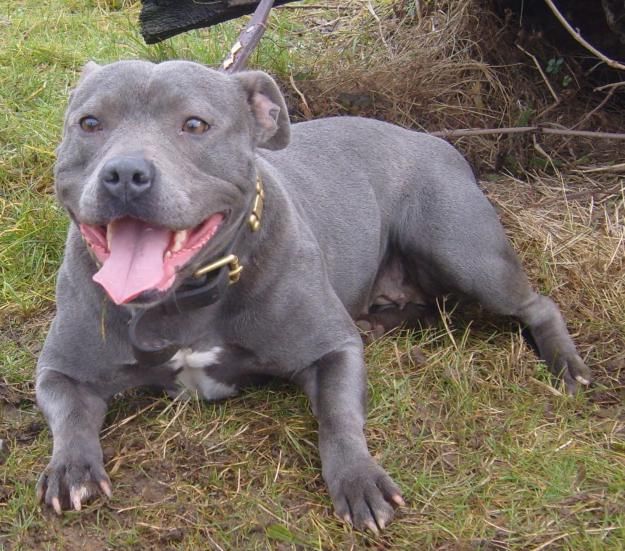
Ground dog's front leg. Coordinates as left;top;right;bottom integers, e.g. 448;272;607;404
296;342;404;532
36;368;111;513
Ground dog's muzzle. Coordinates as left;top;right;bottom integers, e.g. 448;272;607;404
128;175;265;366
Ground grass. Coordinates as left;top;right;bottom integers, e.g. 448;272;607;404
1;0;624;549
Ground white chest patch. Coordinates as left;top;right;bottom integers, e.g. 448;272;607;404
170;347;222;370
168;347;238;402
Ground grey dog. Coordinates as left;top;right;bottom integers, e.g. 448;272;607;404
36;60;590;531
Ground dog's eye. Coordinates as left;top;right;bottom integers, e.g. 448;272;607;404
79;116;102;132
183;117;210;134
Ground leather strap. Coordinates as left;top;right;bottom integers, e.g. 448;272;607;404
128;175;264;366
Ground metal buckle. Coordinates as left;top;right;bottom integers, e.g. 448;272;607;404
193;254;243;284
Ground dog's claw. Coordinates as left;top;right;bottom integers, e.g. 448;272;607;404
70;485;90;511
327;456;400;532
71;493;82;511
99;480;112;498
391;494;405;507
575;374;590;385
36;483;45;503
364;519;379;535
52;497;62;515
37;452;110;514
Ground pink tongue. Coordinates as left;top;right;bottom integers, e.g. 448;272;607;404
93;218;172;305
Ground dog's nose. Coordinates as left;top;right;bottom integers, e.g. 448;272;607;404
99;156;155;201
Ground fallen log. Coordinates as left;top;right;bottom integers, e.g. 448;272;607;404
140;0;300;44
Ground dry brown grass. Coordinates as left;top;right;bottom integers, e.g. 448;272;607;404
294;3;490;100
485;169;625;393
281;1;515;161
280;0;625;173
425;156;624;406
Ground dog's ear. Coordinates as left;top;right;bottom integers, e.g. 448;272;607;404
232;71;290;150
77;61;101;84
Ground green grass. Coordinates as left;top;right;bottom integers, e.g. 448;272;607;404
1;1;625;549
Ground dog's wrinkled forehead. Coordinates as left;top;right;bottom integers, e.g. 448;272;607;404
69;60;242;121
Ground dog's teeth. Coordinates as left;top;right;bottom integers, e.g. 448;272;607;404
165;250;172;258
171;230;188;253
106;224;113;250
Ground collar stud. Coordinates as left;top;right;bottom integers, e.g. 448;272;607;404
248;175;264;232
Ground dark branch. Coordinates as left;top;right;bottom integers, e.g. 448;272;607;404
221;0;275;73
431;126;625;140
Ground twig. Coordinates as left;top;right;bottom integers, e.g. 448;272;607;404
289;73;312;119
221;0;275;73
277;3;348;9
562;183;625;202
366;0;390;52
530;532;570;551
532;133;557;173
575;162;625;174
432;126;537;137
516;44;559;103
594;80;625;92
431;126;625;140
572;87;615;130
542;127;625;139
543;0;625;72
529;377;564;397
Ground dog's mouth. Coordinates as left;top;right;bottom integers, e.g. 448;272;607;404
79;214;225;305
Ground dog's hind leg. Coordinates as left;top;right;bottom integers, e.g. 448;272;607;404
399;189;590;393
419;237;589;392
512;290;591;392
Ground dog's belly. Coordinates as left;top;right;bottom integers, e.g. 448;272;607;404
262;117;451;314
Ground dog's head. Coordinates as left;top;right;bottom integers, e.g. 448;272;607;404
55;60;290;306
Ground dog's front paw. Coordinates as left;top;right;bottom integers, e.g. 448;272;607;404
325;457;404;533
36;451;111;514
